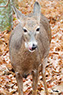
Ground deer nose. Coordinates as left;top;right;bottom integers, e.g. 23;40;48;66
32;44;37;50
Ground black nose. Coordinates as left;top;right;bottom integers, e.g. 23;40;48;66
32;44;37;50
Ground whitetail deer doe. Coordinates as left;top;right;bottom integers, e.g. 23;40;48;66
9;2;51;95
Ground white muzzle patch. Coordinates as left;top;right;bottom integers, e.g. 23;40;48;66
25;41;37;52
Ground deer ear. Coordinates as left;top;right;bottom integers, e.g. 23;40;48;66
12;6;25;22
33;2;41;20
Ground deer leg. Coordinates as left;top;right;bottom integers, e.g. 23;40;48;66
16;72;23;95
41;58;48;95
32;69;38;95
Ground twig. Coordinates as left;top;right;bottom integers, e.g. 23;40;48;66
0;0;10;8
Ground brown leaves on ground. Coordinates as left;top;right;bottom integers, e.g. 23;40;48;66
0;0;63;95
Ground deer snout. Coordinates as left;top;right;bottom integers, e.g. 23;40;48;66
29;43;37;52
25;42;37;52
32;44;37;50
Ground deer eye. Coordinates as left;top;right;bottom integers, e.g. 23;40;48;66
23;28;27;32
36;28;40;31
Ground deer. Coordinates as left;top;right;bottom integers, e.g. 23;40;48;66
9;2;51;95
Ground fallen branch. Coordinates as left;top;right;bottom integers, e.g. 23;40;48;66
0;0;10;8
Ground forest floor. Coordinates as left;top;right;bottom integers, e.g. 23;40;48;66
0;0;63;95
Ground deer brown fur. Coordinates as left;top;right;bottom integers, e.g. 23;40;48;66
9;2;51;95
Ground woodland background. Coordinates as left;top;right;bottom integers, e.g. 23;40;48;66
0;0;63;95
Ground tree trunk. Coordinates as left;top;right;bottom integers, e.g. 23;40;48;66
8;0;13;31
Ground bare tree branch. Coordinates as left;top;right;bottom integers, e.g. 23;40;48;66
0;0;10;8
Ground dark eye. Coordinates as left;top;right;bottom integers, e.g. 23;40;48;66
23;29;27;32
36;28;40;31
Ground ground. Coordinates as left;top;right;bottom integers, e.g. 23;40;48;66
0;0;63;95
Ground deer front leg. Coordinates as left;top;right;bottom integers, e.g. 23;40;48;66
41;58;48;95
32;69;38;95
16;72;23;95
